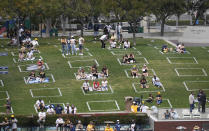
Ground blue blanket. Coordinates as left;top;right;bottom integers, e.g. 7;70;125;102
28;77;49;84
0;71;8;74
0;52;8;56
0;66;8;70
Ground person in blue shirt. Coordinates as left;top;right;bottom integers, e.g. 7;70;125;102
55;104;63;114
114;120;121;131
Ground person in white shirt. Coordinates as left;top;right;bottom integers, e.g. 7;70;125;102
55;117;64;131
70;36;77;55
189;92;195;113
35;99;45;110
46;106;55;115
115;23;122;41
37;109;46;128
64;103;72;114
152;75;162;88
170;108;179;119
26;50;35;60
101;79;108;91
71;104;77;114
82;80;90;93
151;106;158;114
140;101;149;113
123;40;130;49
78;36;85;55
110;40;117;48
100;35;107;48
31;38;39;49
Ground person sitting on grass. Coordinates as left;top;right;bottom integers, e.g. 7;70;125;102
123;39;131;49
18;50;25;62
131;101;138;113
162;45;168;53
152;75;162;88
177;44;186;53
140;75;148;88
91;64;98;79
82;80;91;93
128;53;136;64
141;101;149;113
77;67;86;80
93;80;100;91
131;65;139;78
156;92;162;105
122;54;129;63
71;104;77;114
27;71;36;83
101;78;108;91
146;94;154;103
37;59;44;70
110;39;117;49
35;99;45;111
142;64;148;76
101;65;109;78
25;49;35;61
31;38;39;49
46;105;55;115
56;117;64;131
39;70;46;83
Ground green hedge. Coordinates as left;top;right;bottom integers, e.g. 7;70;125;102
0;113;148;127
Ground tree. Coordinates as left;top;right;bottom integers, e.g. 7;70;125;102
150;0;182;36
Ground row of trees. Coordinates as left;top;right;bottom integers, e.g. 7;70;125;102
0;0;209;38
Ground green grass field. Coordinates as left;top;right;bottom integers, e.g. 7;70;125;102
0;36;209;115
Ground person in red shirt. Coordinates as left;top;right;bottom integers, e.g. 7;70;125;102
37;59;44;70
93;80;100;91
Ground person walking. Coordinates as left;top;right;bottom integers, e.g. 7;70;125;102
200;90;206;113
189;92;195;113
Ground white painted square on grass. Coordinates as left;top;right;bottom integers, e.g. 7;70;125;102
0;80;4;87
86;100;120;112
13;56;43;64
18;63;49;72
30;88;62;98
0;91;10;100
111;50;142;56
166;57;198;64
183;81;209;91
174;68;208;77
132;82;165;93
81;85;114;95
23;74;55;84
67;59;99;68
117;57;149;66
59;49;93;58
124;69;156;78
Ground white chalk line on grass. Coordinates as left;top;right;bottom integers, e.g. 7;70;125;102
54;45;58;48
13;58;17;63
11;52;15;56
81;85;114;95
13;56;43;64
0;105;14;114
86;100;120;111
0;80;4;87
133;47;136;50
183;81;209;91
132;82;165;93
30;88;62;98
175;68;208;76
59;48;93;58
0;91;10;100
166;57;199;64
117;57;149;66
23;74;56;84
111;50;142;56
34;103;65;113
67;59;99;68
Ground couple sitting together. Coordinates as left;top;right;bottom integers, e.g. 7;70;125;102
27;70;49;84
131;64;148;78
122;53;136;64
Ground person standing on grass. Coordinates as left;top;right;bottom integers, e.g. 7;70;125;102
189;92;195;113
78;36;84;55
100;34;107;49
67;36;71;55
200;90;206;113
115;23;122;41
197;89;202;112
70;36;77;55
61;36;67;55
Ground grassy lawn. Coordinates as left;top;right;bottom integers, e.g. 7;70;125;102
0;37;209;115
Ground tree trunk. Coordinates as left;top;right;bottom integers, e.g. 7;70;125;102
45;18;52;37
176;15;179;27
160;18;165;36
129;22;136;46
80;20;84;37
61;15;66;35
190;14;193;25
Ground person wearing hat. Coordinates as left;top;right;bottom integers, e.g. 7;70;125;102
131;65;139;78
105;124;113;131
156;92;162;105
10;115;18;131
114;120;121;131
131;101;138;113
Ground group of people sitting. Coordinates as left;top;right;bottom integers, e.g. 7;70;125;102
27;70;49;84
140;75;162;89
109;38;131;49
122;53;136;64
131;64;148;78
161;43;186;54
82;79;109;93
131;92;163;113
35;99;77;115
164;108;179;119
76;65;109;80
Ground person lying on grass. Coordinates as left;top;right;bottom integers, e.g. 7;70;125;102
156;92;162;105
142;64;148;76
152;75;162;88
140;75;149;88
131;65;140;78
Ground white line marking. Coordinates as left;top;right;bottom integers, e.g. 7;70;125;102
167;99;173;108
166;57;198;64
0;91;10;100
175;68;208;76
133;47;136;50
67;61;72;68
11;52;15;56
159;51;164;54
13;58;17;63
183;81;209;91
88;52;93;56
54;45;58;48
111;50;142;56
85;48;89;51
51;74;56;82
132;82;165;93
45;63;50;70
81;85;114;95
154;46;159;49
94;59;99;66
17;65;23;72
0;80;4;87
117;57;149;65
40;56;43;60
86;100;120;111
202;47;207;49
30;88;62;98
23;77;27;84
68;59;99;68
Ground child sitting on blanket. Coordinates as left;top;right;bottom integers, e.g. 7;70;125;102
128;53;136;64
122;54;129;63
